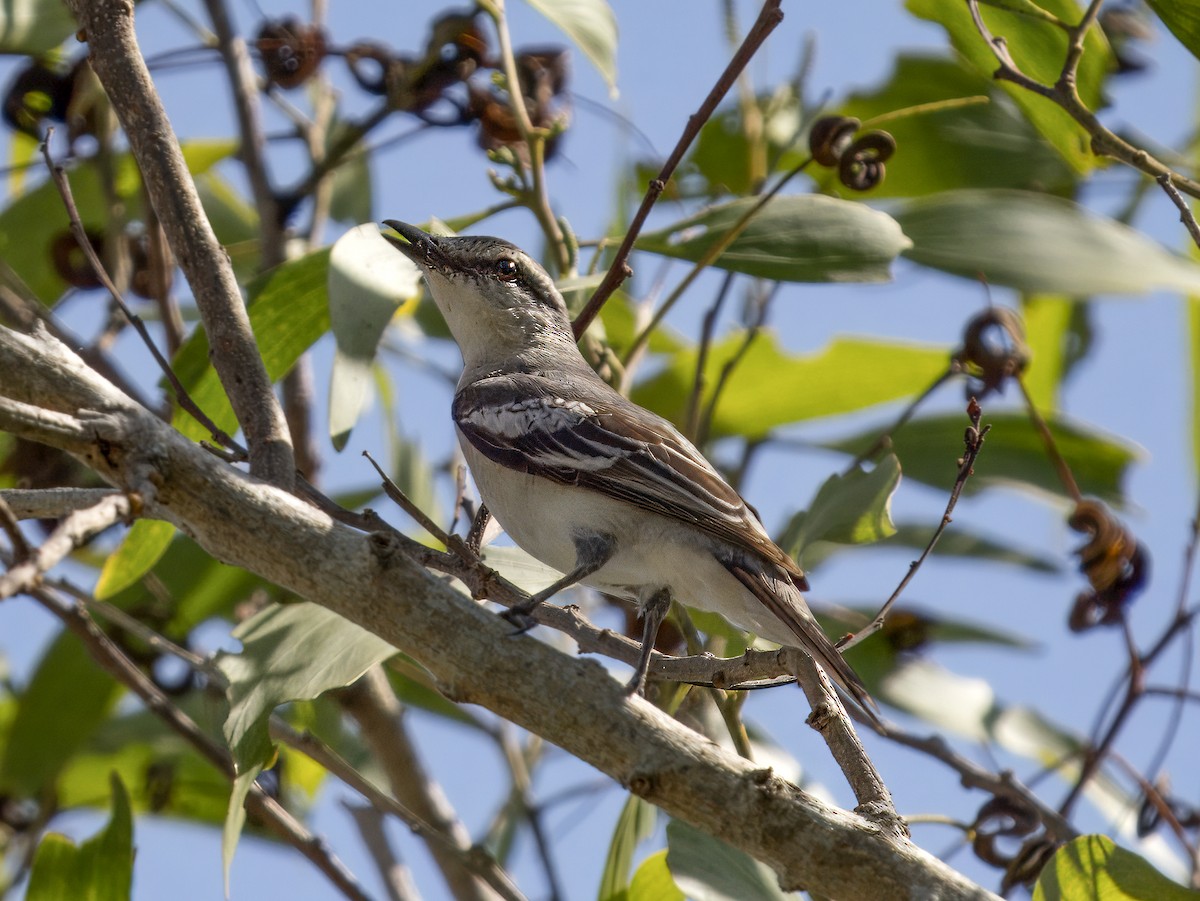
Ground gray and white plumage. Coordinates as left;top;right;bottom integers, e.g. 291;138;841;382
381;219;874;716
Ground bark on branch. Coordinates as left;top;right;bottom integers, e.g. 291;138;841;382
0;321;995;901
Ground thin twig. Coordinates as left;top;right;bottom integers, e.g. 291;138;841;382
839;400;990;652
39;134;248;460
572;0;785;337
1015;375;1082;502
1156;173;1200;250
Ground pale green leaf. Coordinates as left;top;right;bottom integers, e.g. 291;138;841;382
524;0;618;96
27;773;133;901
0;0;77;54
631;334;948;439
0;631;121;795
825;411;1138;505
636;195;911;283
780;454;900;561
171;248;331;443
896;189;1200;295
599;795;658;901
908;0;1114;173
1033;835;1199;901
1146;1;1200;65
628;850;685;901
666;819;788;901
215;602;395;885
327;225;420;449
95;519;176;600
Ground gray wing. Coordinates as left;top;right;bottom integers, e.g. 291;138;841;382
453;372;808;586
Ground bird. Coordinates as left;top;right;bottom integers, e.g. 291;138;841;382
381;219;876;719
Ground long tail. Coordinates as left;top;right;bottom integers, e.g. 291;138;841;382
726;561;880;727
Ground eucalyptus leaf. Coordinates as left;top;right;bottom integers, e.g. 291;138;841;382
1145;1;1200;66
524;0;618;96
632;334;948;438
908;0;1114;173
628;850;685;901
636;195;911;283
832;54;1075;197
171;248;332;443
0;0;80;55
27;773;133;901
327;225;421;449
95;519;176;600
895;189;1200;295
598;795;657;901
825;410;1138;505
1033;835;1199;901
666;819;788;901
780;454;900;561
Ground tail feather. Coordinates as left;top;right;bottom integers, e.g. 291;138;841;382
725;561;880;727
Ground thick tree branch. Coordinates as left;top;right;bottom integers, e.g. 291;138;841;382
63;0;295;486
0;322;994;900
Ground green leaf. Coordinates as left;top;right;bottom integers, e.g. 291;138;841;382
215;602;396;883
1020;295;1078;410
216;601;397;771
599;795;657;901
170;248;332;443
834;54;1075;198
327;225;421;450
693;84;801;197
629;850;685;901
0;0;78;54
524;0;618;96
780;454;901;561
631;334;949;439
908;0;1114;173
636;195;911;283
807;520;1060;574
27;772;134;901
1033;835;1199;901
94;519;176;600
824;411;1138;505
666;819;788;901
0;631;122;796
326;122;374;224
1146;1;1200;65
895;189;1200;295
195;171;261;280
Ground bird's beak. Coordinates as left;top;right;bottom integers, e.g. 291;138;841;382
381;219;436;267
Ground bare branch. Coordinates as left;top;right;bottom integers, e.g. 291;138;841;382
64;0;295;486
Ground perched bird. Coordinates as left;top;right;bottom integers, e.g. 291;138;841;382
382;219;875;717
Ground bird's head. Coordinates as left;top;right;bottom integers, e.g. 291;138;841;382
382;220;576;375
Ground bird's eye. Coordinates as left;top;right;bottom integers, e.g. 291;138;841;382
495;258;519;281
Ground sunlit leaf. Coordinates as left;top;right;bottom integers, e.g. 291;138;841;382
636;195;911;283
824;411;1138;505
0;0;78;54
666;819;788;901
524;0;618;96
0;631;122;796
908;0;1114;173
628;850;685;901
832;54;1075;197
170;248;331;443
27;773;133;901
1033;835;1199;901
896;189;1200;295
327;225;421;450
215;601;396;883
1020;294;1080;410
1146;1;1200;66
632;334;948;439
780;454;900;561
95;519;176;600
598;795;657;901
